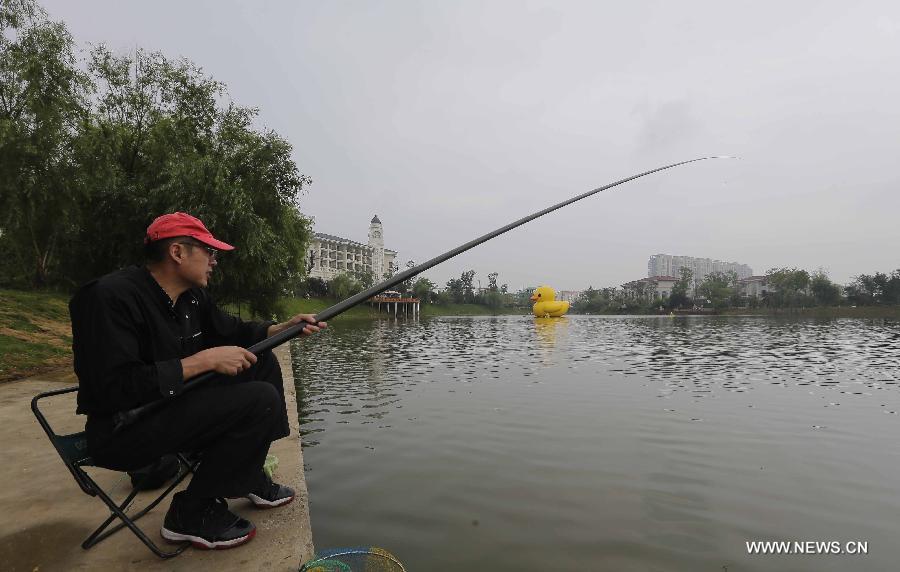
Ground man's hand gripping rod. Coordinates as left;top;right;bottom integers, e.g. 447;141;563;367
112;156;733;433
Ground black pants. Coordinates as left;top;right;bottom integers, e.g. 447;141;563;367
86;351;290;498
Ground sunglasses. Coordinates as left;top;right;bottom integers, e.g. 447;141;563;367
176;242;219;261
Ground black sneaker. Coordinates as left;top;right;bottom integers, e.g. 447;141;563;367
161;492;256;549
246;476;295;508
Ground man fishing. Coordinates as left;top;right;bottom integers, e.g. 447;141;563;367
69;211;326;549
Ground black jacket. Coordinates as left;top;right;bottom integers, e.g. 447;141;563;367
70;265;273;416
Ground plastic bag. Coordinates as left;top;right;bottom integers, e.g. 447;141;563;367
263;453;279;479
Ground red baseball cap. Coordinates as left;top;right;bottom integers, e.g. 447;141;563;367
145;212;235;251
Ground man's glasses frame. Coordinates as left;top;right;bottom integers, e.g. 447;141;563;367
176;242;219;261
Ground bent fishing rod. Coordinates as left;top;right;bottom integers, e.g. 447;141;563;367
113;155;733;432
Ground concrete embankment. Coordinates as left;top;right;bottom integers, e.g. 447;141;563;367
0;345;314;571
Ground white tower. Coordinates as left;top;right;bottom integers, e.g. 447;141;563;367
368;215;385;279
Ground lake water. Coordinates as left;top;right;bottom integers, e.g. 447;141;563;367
291;315;900;571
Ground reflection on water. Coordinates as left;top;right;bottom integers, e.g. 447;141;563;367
292;316;900;571
533;316;568;364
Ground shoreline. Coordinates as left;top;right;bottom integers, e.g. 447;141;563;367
719;306;900;319
5;288;899;383
281;296;526;319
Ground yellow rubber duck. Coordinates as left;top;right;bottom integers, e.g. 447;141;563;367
530;285;570;317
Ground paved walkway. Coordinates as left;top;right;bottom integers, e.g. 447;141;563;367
0;345;314;571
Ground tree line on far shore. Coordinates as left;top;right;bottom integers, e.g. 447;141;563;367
294;263;900;315
573;267;900;314
295;267;533;311
0;1;310;316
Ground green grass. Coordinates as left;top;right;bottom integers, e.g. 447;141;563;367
0;288;73;382
0;288;70;322
3;312;40;332
0;333;69;380
419;302;526;317
230;296;528;321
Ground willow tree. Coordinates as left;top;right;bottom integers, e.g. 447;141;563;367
0;0;90;286
1;0;314;316
68;46;314;316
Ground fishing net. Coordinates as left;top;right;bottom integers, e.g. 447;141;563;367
299;546;406;572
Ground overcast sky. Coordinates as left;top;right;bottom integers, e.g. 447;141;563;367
43;0;900;291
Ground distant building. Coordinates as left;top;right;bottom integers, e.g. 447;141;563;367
622;276;679;301
737;275;773;299
556;290;583;303
648;254;752;291
306;215;398;282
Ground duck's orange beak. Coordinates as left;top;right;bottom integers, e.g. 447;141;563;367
530;294;538;301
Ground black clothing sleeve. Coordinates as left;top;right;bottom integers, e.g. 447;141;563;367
196;290;275;349
72;283;184;415
72;267;276;417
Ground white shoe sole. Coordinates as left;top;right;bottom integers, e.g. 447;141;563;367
161;526;256;549
247;492;294;508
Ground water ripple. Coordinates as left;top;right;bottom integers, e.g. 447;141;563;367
292;315;900;572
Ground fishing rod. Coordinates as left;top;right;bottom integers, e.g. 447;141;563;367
112;155;733;432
